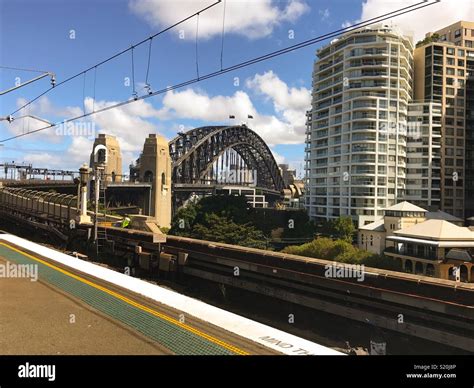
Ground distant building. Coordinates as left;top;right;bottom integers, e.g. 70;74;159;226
279;164;305;208
219;186;268;208
279;164;297;187
414;20;474;219
358;201;474;282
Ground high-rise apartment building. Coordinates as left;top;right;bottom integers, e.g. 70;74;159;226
306;21;474;225
405;102;442;210
305;24;413;226
414;21;474;219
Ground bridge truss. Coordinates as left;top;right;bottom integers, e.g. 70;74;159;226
169;125;285;192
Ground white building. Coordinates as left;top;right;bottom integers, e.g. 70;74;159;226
305;24;414;227
221;186;268;208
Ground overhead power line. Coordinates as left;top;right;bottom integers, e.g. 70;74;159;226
7;0;222;117
1;0;438;143
0;65;50;74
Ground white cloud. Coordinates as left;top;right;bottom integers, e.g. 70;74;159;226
160;89;255;121
22;137;93;170
341;20;353;29
3;96;82;143
159;75;310;146
358;0;474;42
129;0;309;40
246;70;310;139
9;71;309;172
83;97;163;153
319;8;330;21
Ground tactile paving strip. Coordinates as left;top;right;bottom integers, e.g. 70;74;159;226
0;245;235;355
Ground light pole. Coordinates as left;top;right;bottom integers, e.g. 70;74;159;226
78;164;92;225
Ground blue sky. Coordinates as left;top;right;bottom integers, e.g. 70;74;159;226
0;0;470;176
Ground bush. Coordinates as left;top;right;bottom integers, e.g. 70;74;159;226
282;237;399;270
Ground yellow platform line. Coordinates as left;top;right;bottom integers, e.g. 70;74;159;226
0;242;249;355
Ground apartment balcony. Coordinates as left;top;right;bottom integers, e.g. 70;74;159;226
384;245;439;261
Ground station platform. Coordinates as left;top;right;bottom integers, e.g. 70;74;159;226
0;233;342;356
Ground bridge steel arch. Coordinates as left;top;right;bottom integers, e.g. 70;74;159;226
169;125;285;192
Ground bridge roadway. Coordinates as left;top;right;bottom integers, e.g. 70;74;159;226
0;240;282;355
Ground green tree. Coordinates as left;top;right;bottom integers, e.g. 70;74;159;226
331;216;356;242
416;33;440;48
169;200;198;236
191;213;267;249
194;195;250;225
169;194;267;249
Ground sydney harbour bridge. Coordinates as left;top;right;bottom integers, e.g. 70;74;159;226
2;124;286;213
168;125;285;208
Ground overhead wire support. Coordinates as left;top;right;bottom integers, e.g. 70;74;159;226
0;65;50;74
93;66;97;112
1;0;438;143
7;0;222;117
0;71;55;96
196;13;200;79
145;37;153;94
131;45;138;100
82;71;87;114
220;0;227;70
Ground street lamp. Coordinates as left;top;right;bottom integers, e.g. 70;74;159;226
78;163;92;225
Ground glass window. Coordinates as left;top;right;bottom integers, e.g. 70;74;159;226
458;49;465;56
447;47;455;55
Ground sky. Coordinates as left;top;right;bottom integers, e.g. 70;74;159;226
0;0;473;178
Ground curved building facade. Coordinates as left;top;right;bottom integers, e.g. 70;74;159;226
305;24;414;226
